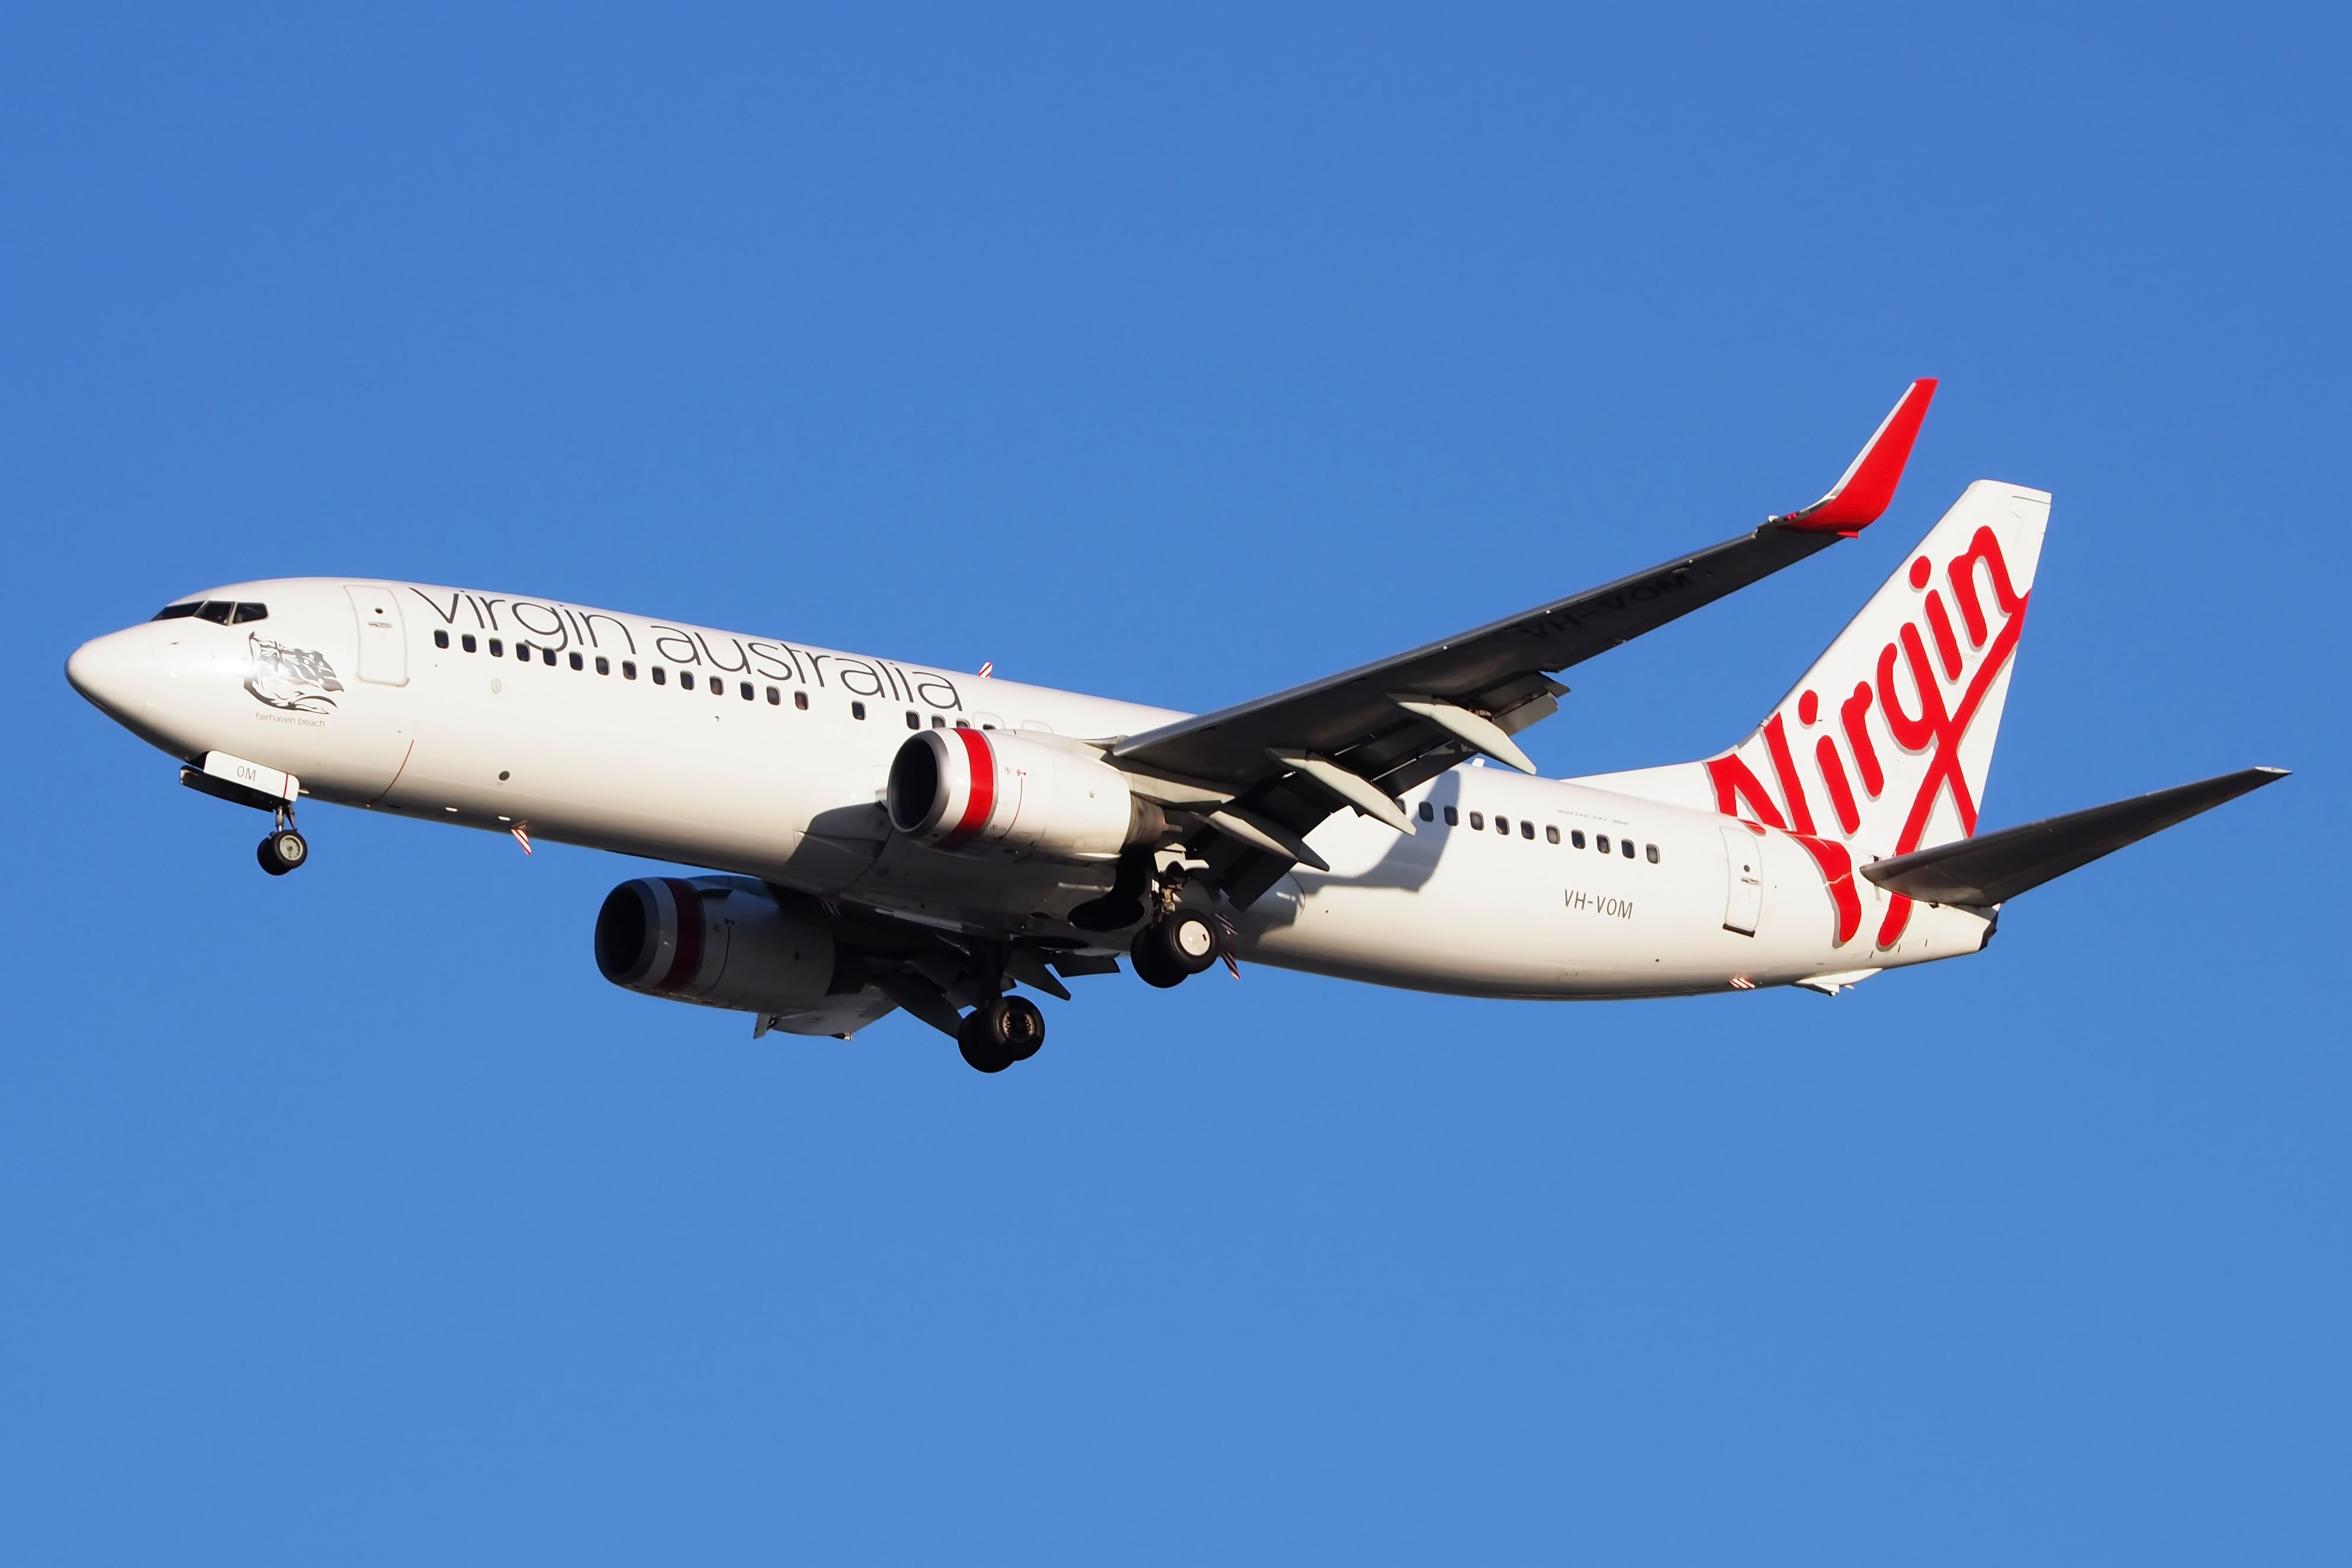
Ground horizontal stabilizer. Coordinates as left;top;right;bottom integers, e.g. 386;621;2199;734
1860;766;2287;907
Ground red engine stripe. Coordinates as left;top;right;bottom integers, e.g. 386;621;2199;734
942;727;995;846
657;877;703;992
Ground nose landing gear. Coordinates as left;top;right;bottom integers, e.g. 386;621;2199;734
256;808;309;876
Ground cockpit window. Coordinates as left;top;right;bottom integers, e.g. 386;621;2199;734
155;599;269;624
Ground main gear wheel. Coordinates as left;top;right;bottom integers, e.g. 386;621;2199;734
957;995;1046;1072
1131;909;1219;988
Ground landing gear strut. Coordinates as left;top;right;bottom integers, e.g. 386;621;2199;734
1131;908;1220;988
256;807;308;877
959;994;1046;1073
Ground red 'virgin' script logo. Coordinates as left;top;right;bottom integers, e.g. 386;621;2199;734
1705;524;2030;947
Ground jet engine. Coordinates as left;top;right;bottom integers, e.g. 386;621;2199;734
886;728;1164;862
595;875;841;1011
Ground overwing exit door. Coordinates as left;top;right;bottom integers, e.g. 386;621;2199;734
344;584;409;686
1720;825;1763;936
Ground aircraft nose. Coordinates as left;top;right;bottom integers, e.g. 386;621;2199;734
67;626;164;721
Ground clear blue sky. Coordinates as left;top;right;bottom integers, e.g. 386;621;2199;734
5;4;2345;1561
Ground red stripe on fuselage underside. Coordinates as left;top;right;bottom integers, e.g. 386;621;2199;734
657;877;703;992
944;728;995;844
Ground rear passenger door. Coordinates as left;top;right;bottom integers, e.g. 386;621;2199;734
1720;825;1763;936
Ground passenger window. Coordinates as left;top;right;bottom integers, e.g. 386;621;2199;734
516;642;531;660
1545;825;1560;844
651;666;665;685
711;679;724;697
932;715;945;728
1444;806;1458;827
433;630;450;649
852;702;867;719
152;602;201;621
462;634;478;653
954;719;969;728
1622;837;1636;858
907;711;921;730
570;652;584;670
738;682;753;701
1496;817;1510;835
1646;844;1660;863
679;671;695;690
543;647;557;666
596;656;611;675
1571;830;1585;849
1596;834;1609;854
793;690;808;709
1418;801;1434;822
622;661;637;680
765;686;780;705
1469;812;1485;830
489;638;504;656
1521;820;1535;839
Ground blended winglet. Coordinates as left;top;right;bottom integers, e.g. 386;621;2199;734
1774;378;1938;534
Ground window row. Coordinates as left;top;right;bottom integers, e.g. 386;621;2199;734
433;629;1014;728
1415;799;1660;863
435;628;819;709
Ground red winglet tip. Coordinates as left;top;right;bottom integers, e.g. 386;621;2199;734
1778;377;1937;533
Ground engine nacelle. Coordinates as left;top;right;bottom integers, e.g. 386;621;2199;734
595;876;838;1011
886;728;1163;863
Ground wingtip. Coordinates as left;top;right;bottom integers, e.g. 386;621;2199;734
1775;377;1939;534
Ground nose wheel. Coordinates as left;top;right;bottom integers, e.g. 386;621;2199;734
256;809;309;876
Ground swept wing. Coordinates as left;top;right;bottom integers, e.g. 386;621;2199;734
1109;380;1940;902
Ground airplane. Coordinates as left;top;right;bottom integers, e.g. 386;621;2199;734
65;381;2284;1072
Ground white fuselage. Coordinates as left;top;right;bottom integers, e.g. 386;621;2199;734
68;577;1993;1001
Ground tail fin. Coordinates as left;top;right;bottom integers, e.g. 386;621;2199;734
1712;480;2048;860
1577;480;2049;947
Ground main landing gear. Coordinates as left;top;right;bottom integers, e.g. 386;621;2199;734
256;808;309;876
1131;908;1220;989
958;994;1046;1074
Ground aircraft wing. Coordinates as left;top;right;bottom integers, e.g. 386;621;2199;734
1107;380;1938;903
